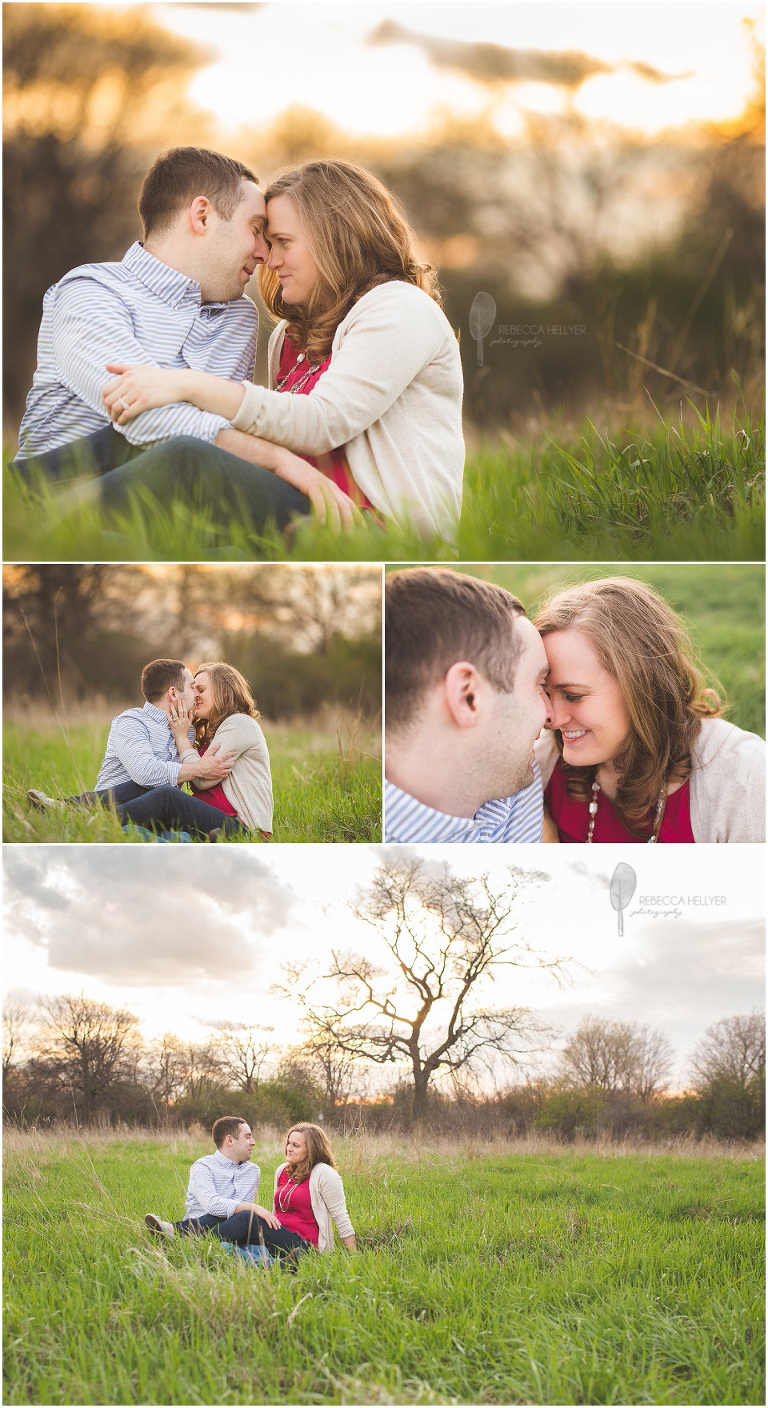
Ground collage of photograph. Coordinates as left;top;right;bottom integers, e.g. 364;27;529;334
2;3;765;1407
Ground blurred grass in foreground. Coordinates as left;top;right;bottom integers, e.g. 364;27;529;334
4;403;763;562
3;1128;764;1406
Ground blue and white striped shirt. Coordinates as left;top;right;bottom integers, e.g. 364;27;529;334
94;700;193;792
384;761;544;843
184;1150;260;1220
17;241;258;457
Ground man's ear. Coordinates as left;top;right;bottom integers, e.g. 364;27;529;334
188;195;213;235
443;661;484;728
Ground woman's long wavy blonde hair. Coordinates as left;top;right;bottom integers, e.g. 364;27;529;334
258;159;440;364
284;1123;337;1184
193;662;260;748
534;577;725;833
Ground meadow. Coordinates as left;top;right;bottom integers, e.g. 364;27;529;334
4;403;763;563
3;1127;764;1406
2;712;381;844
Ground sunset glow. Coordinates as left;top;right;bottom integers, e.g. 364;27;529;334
155;1;763;142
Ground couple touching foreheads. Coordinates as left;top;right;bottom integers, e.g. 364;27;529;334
15;145;463;542
28;658;272;841
384;568;765;845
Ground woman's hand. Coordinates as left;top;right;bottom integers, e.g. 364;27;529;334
102;363;191;421
168;699;193;745
271;448;364;533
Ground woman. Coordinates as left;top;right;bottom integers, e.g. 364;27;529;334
271;1123;356;1254
534;577;765;844
169;662;273;839
103;160;464;541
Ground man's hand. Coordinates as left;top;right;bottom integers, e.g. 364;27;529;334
103;363;190;420
194;743;236;780
235;1201;282;1230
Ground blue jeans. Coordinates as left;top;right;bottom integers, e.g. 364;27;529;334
176;1211;311;1258
93;779;246;839
14;425;310;531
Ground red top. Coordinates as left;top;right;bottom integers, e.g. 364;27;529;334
189;741;239;818
274;1167;319;1246
545;758;695;843
276;340;376;510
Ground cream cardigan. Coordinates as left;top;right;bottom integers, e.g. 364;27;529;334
230;281;465;542
273;1161;355;1252
186;713;273;833
534;717;766;843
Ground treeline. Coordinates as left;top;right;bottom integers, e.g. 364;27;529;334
4;998;763;1144
3;565;381;719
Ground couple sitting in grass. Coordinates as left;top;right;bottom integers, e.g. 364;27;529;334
14;144;464;545
145;1116;355;1264
28;657;272;842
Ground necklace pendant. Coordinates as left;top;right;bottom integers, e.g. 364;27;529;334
296;353;305;363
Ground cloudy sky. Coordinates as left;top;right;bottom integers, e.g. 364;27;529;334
156;1;762;139
4;844;763;1089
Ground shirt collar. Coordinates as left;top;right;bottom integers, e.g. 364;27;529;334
142;700;172;728
385;772;541;843
123;241;232;312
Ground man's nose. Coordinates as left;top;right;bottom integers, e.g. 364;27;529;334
253;233;269;263
546;695;568;729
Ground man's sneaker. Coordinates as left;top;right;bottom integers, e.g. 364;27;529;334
144;1213;175;1238
26;789;68;812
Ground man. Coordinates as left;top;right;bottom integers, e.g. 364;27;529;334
14;146;340;527
28;658;242;839
144;1116;307;1260
384;567;550;842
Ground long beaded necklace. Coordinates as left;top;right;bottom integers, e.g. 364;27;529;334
277;1171;300;1211
275;351;325;395
586;777;668;844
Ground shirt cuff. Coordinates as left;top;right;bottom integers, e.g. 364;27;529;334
193;411;231;444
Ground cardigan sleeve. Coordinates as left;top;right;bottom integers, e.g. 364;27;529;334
231;283;448;455
316;1165;355;1240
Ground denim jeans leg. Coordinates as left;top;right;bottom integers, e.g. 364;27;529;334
96;436;310;532
111;784;246;838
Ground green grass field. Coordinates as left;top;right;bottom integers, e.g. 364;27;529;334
3;1128;764;1406
2;717;381;843
4;403;764;562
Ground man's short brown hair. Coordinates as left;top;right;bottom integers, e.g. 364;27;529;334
139;147;257;239
385;568;526;732
212;1116;248;1148
140;659;187;704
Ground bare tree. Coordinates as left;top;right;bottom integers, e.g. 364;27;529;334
38;993;141;1125
2;999;34;1078
144;1033;189;1116
293;1026;368;1113
690;1013;765;1092
560;1016;674;1098
280;857;568;1123
212;1023;275;1094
